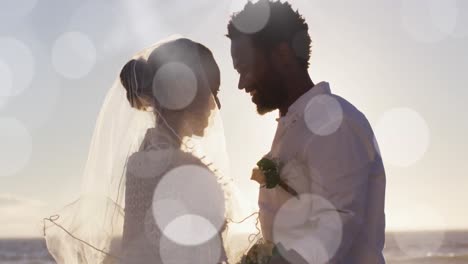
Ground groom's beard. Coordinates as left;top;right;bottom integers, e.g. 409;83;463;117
254;81;287;115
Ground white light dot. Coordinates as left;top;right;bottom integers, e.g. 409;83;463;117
0;118;32;177
0;97;7;109
229;0;249;13
374;107;430;167
122;0;172;45
393;204;446;258
452;0;468;38
0;60;13;97
401;0;457;43
164;214;219;246
0;37;35;96
160;228;223;264
430;0;458;35
291;30;310;60
273;194;342;264
153;165;225;245
70;1;132;55
152;199;189;232
18;75;61;131
153;62;198;110
123;0;219;42
153;0;218;34
231;0;271;34
52;32;97;79
304;94;343;136
0;0;38;22
128;148;175;179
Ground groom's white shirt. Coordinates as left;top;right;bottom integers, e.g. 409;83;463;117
258;82;386;263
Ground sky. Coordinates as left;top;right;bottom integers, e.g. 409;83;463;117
0;0;467;238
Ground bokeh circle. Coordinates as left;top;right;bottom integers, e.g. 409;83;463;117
0;37;35;97
451;1;468;38
152;165;225;245
0;96;7;109
304;94;344;136
163;214;219;246
374;107;430;167
230;0;271;34
0;0;38;22
401;0;457;42
0;117;33;177
159;227;223;264
273;194;343;264
52;31;97;79
291;30;311;60
393;203;446;258
152;62;198;110
128;148;175;179
0;60;13;98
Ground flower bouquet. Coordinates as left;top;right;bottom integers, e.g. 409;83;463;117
237;239;277;264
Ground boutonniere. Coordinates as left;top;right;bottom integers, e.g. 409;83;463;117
251;157;298;197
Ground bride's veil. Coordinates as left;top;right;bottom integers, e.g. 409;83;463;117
43;36;259;264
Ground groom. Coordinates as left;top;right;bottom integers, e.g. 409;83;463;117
227;1;386;263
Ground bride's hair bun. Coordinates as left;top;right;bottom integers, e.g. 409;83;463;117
120;58;153;109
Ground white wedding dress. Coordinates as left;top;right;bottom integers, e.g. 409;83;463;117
43;36;258;264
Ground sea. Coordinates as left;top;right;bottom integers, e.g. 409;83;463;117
1;231;468;263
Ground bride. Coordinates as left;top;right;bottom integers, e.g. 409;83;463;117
43;37;258;264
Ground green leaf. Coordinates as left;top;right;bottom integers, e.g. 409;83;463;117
264;170;279;188
257;158;280;189
272;245;280;257
257;158;276;170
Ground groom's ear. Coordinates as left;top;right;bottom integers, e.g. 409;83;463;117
271;42;295;68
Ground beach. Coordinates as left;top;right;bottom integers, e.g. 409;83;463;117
1;231;468;263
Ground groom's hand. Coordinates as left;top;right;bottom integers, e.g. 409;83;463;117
268;253;290;264
269;249;308;264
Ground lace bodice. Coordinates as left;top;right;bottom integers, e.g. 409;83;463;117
121;128;227;263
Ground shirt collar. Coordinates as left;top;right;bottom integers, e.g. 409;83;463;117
277;81;331;122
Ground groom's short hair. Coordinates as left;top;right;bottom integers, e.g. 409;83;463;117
226;0;312;69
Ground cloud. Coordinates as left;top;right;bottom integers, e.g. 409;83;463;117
0;193;50;238
0;193;45;207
